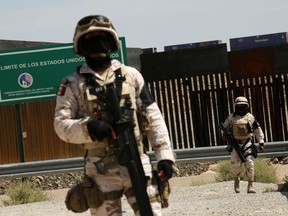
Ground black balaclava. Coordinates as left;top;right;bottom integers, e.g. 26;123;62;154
235;104;249;116
84;55;111;71
78;32;115;71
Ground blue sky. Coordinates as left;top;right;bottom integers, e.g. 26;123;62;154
0;0;287;51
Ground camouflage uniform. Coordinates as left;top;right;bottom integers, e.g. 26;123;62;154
222;97;265;193
54;59;175;215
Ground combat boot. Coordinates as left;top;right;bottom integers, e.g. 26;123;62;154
247;181;256;193
234;177;240;193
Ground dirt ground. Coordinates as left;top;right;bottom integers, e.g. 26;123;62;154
0;163;287;205
169;163;288;187
42;163;288;201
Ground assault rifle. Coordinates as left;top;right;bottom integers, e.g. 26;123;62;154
219;123;246;163
104;83;153;216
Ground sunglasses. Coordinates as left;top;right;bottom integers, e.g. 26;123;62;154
77;15;114;30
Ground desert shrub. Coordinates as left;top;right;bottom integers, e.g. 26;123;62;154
3;181;51;206
254;159;277;183
216;158;277;183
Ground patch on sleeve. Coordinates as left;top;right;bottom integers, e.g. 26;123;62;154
57;79;69;96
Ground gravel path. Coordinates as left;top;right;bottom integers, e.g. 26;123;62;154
1;180;288;216
1;161;288;216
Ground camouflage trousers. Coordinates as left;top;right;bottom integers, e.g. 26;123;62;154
230;143;255;182
85;154;162;216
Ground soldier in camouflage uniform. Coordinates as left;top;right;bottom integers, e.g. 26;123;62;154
222;96;265;193
54;14;177;216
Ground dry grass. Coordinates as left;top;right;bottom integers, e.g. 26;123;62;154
2;181;51;206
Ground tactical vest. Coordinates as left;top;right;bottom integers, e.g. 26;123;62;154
77;65;144;155
232;114;253;140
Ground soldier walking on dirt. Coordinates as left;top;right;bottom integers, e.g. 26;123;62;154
222;96;265;193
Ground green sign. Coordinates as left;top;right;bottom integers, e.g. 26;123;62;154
0;37;127;105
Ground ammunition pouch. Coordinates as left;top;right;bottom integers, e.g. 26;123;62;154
65;175;123;212
82;175;105;208
93;154;118;174
65;178;89;213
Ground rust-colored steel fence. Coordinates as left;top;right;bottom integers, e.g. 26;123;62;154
0;100;85;164
1;73;286;164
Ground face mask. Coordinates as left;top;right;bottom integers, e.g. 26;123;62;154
235;104;249;116
79;34;114;59
85;55;111;71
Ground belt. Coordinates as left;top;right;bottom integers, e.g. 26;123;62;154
87;148;112;157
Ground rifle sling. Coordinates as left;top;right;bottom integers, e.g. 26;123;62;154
239;138;251;151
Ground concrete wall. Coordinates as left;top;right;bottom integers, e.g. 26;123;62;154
0;39;58;51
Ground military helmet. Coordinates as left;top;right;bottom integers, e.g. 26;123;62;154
73;15;121;56
234;96;249;107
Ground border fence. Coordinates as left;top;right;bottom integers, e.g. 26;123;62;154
146;73;288;150
1;44;288;164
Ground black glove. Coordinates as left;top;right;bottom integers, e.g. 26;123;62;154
157;160;174;180
87;117;114;141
